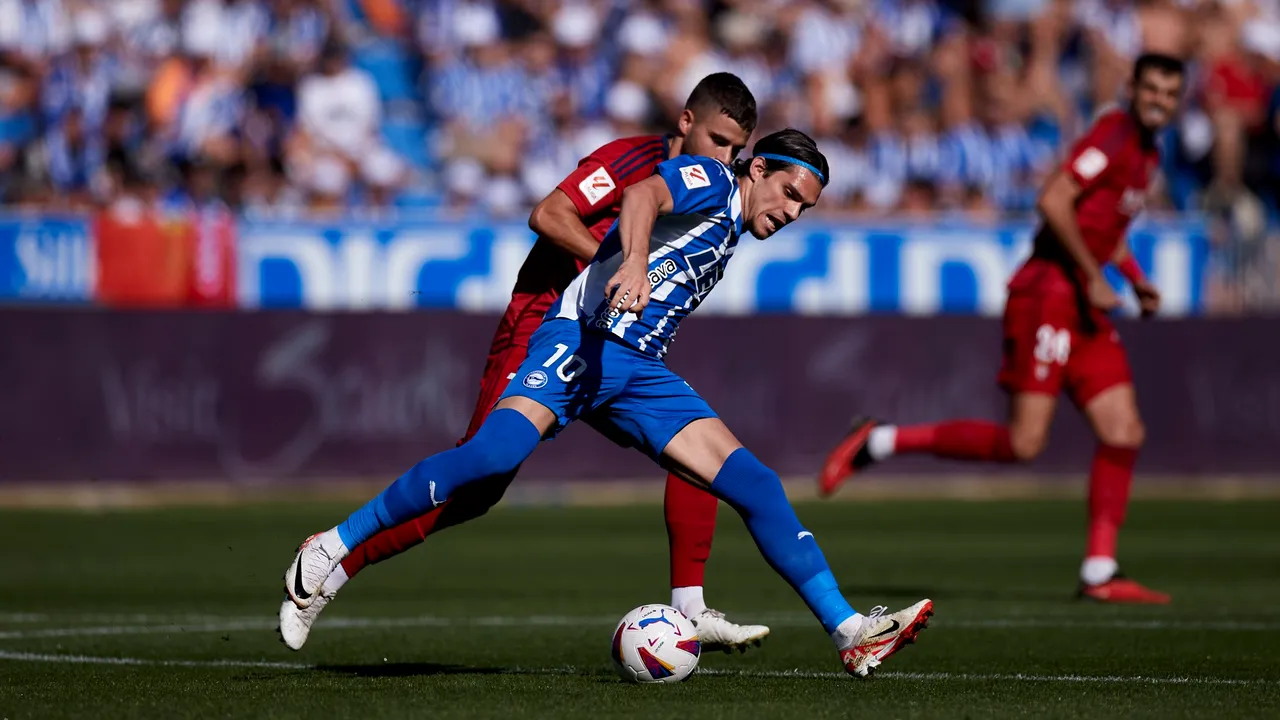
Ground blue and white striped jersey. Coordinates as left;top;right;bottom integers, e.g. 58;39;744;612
549;155;743;360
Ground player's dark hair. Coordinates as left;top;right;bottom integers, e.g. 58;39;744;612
735;128;829;188
684;72;758;134
1132;53;1184;83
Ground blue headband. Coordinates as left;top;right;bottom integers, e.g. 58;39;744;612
755;153;826;184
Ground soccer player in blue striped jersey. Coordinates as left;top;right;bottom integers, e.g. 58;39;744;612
282;130;934;677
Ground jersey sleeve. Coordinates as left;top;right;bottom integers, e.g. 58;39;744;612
654;156;735;216
556;136;666;218
1063;113;1128;193
557;157;624;217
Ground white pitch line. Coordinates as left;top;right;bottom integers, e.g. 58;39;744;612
0;650;311;670
0;620;277;640
4;614;1280;640
0;613;48;623
0;616;620;640
0;651;1272;687
0;613;272;625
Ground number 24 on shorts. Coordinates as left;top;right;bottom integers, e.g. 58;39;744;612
1034;324;1071;366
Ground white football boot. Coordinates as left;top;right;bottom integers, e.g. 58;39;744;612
688;609;770;653
839;599;933;678
277;579;339;651
283;529;348;609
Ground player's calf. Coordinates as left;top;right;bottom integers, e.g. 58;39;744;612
699;445;935;673
1079;385;1148;593
339;472;518;579
284;409;543;609
333;409;541;548
1083;384;1145;450
1093;416;1145;450
697;447;855;622
1007;423;1049;462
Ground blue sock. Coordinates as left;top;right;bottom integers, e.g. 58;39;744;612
708;448;856;634
337;409;542;548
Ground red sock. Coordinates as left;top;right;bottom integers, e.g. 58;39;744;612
1086;444;1138;559
339;503;449;578
664;473;719;589
894;420;1016;462
338;469;516;578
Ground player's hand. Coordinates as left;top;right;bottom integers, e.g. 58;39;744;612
604;259;651;315
1087;275;1121;312
1134;280;1161;318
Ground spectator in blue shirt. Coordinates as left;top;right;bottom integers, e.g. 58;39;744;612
42;105;105;206
429;3;533;198
42;8;114;134
552;4;611;122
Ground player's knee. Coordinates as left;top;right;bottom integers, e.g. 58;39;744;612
462;409;541;477
1097;416;1145;449
1008;427;1048;462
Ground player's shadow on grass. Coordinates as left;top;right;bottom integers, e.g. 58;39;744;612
318;662;527;677
317;663;597;679
317;662;508;677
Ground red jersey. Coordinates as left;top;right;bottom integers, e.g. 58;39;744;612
1012;109;1160;298
510;134;670;300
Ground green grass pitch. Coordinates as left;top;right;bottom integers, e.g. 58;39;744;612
1;498;1278;718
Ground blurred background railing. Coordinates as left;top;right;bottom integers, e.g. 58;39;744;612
0;211;1208;314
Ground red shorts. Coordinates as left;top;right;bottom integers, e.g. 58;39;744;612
459;291;557;443
997;290;1133;407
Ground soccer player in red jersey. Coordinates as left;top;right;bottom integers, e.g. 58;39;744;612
818;54;1186;604
280;73;771;649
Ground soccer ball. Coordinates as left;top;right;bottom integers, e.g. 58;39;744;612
610;604;701;683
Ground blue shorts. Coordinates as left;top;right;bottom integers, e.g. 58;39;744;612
499;319;718;460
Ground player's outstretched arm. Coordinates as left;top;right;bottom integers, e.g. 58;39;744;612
604;176;674;314
1037;169;1120;311
528;189;601;264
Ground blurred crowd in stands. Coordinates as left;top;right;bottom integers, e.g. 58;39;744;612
0;0;1279;232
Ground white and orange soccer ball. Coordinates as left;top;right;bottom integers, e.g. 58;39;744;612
610;604;701;683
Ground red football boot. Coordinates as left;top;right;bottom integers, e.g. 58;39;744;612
1078;574;1172;604
818;417;878;498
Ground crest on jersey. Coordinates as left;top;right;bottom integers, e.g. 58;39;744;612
1073;147;1109;180
679;164;710;189
523;370;548;389
578;167;615;206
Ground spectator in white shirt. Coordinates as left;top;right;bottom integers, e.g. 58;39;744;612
0;0;70;68
1076;0;1142;109
288;39;404;208
715;10;776;107
183;0;268;78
